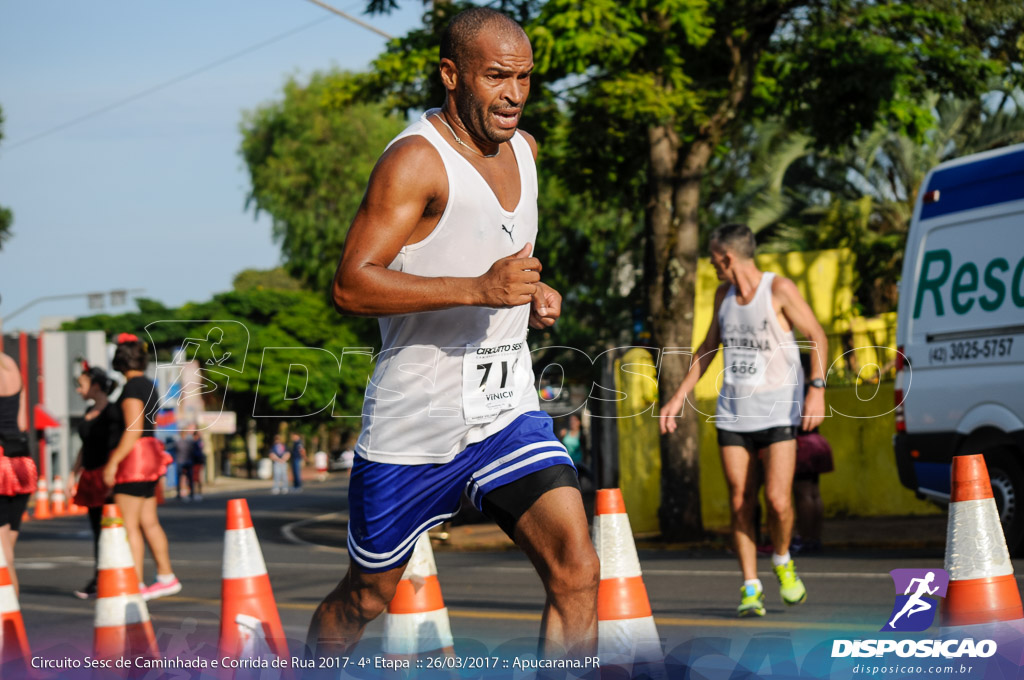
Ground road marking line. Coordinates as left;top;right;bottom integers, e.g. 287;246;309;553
155;596;875;630
456;566;898;580
281;512;348;554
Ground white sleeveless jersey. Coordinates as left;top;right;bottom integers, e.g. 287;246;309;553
716;272;804;432
355;110;541;464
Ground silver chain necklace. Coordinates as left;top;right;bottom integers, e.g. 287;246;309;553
434;113;500;159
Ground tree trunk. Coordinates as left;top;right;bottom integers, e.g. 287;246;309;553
646;120;709;541
647;118;704;540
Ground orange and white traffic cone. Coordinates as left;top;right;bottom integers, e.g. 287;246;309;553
219;499;288;664
50;475;68;517
0;542;31;670
93;504;160;661
942;454;1024;627
33;478;51;520
593;488;666;679
382;533;455;658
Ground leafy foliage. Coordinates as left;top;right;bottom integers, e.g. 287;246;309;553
61;278;375;422
232;267;304;292
0;105;12;251
727;90;1024;314
240;73;406;294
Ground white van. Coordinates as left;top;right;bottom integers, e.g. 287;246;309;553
894;143;1024;552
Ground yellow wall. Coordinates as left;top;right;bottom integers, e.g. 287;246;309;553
614;248;939;533
693;248;856;401
696;383;938;528
614;348;662;534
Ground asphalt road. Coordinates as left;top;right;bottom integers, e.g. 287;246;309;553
11;475;1024;673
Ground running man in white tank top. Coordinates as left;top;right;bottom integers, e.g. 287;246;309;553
307;8;598;663
658;224;828;618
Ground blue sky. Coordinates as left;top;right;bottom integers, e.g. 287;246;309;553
0;0;423;331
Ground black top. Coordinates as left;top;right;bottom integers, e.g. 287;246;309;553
0;392;19;434
78;403;121;470
118;376;159;439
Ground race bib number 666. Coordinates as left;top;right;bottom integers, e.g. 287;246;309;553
724;347;766;386
463;340;526;425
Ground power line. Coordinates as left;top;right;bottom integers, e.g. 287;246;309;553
6;3;391;152
302;0;394;39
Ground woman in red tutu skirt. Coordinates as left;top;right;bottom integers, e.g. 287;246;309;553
102;334;181;600
0;350;37;595
71;362;119;598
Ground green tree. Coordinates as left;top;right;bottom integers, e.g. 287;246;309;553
0;105;13;251
531;0;1020;538
351;1;1019;538
232;267;304;292
731;89;1024;314
62;285;374;440
240;72;407;294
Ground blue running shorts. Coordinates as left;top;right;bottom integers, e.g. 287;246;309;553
347;411;573;572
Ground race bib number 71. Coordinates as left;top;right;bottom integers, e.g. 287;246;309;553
463;340;526;425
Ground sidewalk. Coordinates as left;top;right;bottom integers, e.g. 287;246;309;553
166;473;271;499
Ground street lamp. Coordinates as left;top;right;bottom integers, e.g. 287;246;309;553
1;288;145;327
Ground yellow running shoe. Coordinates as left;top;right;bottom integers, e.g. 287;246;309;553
737;583;766;617
774;560;807;605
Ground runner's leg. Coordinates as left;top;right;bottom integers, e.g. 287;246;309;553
307;563;406;658
720;444;760;580
512;485;598;658
115;493;146;582
762;439;797;557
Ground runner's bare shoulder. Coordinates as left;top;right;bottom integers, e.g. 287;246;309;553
770;273;800;299
517;129;538;160
368;135;448;212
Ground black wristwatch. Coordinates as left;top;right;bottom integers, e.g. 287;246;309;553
809;378;826;390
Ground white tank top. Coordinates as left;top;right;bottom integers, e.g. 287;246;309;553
355;110;541;464
715;272;804;432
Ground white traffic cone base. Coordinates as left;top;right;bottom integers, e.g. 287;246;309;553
382;609;455;655
945;498;1013;580
598;617;663;664
594;514;643;579
383;534;455;656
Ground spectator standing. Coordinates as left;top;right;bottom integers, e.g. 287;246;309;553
175;432;193;502
0;350;37;596
270;435;290;495
289;432;306;493
189;431;206;501
71;362;119;599
792;354;833;553
314;450;329;482
102;333;181;600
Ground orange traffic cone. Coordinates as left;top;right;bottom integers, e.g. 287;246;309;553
0;541;31;669
93;504;160;661
51;475;68;516
942;455;1024;627
382;533;454;658
219;499;288;664
33;478;51;520
593;489;666;678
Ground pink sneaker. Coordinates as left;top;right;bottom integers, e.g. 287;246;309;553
142;577;182;601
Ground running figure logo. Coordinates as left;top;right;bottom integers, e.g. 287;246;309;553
881;568;949;632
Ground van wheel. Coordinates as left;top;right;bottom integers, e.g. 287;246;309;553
986;452;1024;556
